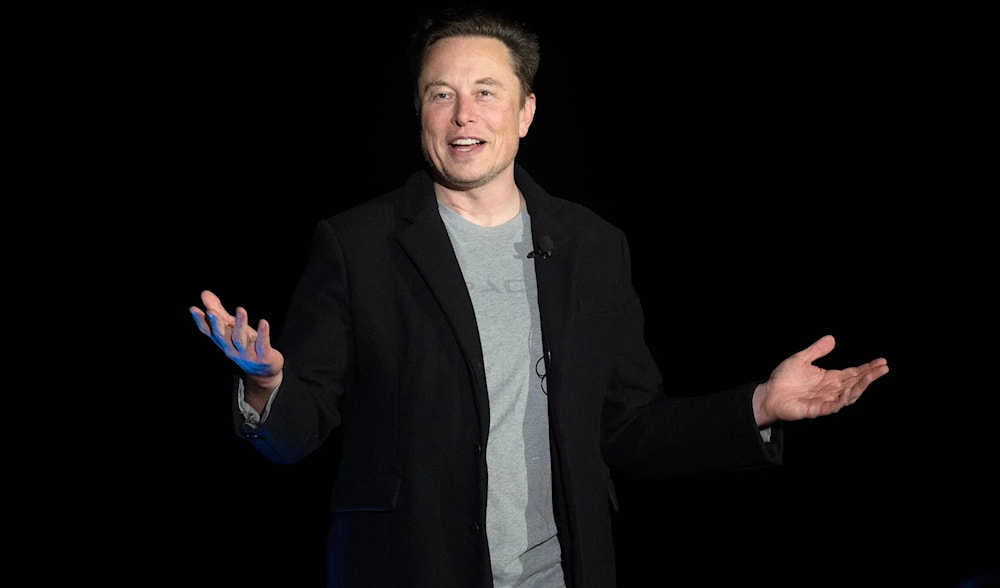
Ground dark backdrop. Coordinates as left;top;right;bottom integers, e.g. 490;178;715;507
7;1;996;587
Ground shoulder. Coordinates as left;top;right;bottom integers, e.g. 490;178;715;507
322;169;436;229
516;165;625;237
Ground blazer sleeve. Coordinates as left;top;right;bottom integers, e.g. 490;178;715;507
598;232;782;479
232;220;349;464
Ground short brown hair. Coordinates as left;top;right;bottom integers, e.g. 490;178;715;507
408;6;540;109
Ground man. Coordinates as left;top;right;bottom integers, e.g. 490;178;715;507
189;7;889;587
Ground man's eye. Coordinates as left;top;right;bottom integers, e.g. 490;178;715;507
478;90;492;97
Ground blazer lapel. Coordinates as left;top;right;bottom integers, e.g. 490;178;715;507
517;166;575;405
394;172;490;435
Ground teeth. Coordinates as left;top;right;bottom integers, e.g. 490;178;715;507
452;139;480;146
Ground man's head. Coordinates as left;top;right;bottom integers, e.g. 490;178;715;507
408;7;539;191
408;7;540;111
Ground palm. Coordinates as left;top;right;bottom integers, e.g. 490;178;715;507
190;289;284;378
763;335;889;421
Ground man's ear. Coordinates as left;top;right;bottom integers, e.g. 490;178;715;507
519;92;537;138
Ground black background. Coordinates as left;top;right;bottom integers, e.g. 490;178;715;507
6;1;996;586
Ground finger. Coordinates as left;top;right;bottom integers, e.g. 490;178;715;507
231;307;251;352
200;289;222;308
853;361;890;394
202;310;236;354
863;357;890;374
205;309;233;341
189;307;211;336
201;290;235;324
255;319;271;357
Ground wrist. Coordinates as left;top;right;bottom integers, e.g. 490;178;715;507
752;382;775;427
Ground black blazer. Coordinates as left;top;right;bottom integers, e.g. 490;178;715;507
234;164;782;587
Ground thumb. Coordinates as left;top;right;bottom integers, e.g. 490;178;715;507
798;334;836;364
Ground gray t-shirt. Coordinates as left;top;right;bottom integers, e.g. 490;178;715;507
440;202;565;588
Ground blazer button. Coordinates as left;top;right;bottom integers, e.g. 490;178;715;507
469;522;481;536
472;443;482;456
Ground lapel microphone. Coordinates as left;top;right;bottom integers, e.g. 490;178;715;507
527;235;554;260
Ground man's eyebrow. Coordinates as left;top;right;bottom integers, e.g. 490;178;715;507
474;77;503;87
422;77;505;92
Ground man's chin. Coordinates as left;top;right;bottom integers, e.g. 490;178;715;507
433;169;492;191
433;161;513;191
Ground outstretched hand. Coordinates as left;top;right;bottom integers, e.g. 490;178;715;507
752;335;889;427
189;290;285;389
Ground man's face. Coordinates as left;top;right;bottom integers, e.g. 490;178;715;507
417;35;536;190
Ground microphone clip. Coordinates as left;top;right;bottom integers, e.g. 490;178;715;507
527;236;554;260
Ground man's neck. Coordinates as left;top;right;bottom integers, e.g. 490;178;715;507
435;178;523;228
